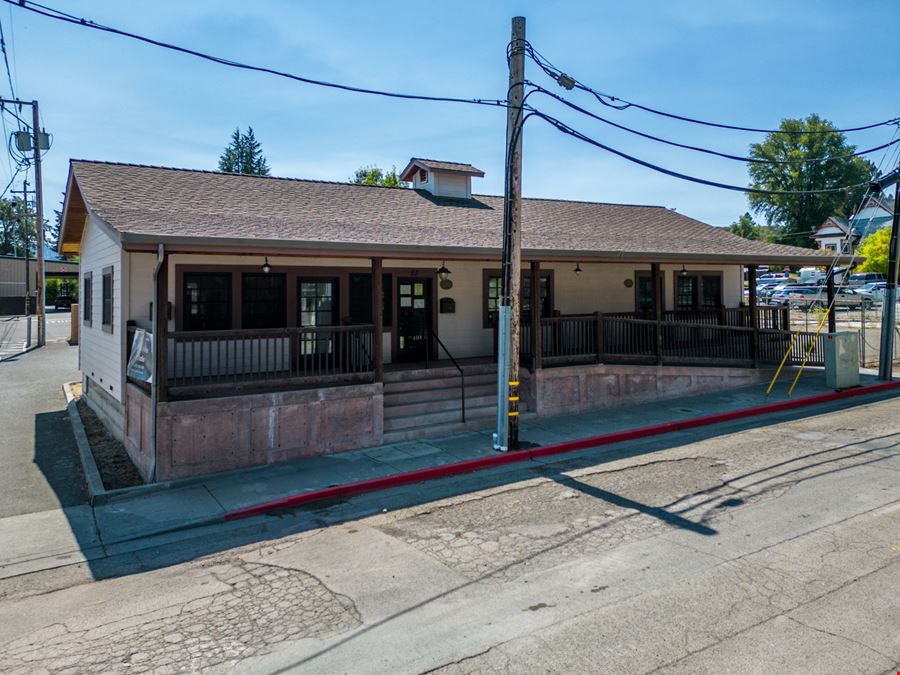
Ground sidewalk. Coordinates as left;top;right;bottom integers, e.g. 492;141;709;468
80;370;887;537
2;368;894;580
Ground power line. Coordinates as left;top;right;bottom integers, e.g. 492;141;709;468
7;0;508;109
529;109;871;196
524;42;900;135
528;84;900;166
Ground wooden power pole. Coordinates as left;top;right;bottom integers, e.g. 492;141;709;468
494;16;526;451
32;100;45;347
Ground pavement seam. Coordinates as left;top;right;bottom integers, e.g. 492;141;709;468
784;614;897;664
647;557;900;673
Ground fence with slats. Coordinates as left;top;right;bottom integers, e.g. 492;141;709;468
167;325;375;394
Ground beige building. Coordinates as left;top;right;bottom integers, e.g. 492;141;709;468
59;158;847;481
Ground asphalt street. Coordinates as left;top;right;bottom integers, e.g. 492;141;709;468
0;313;86;517
0;389;897;673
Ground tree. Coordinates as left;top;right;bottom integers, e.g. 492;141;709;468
218;127;270;175
728;212;760;240
747;114;878;248
350;165;407;188
855;227;891;275
0;197;34;257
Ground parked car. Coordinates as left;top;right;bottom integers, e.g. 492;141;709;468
775;285;874;309
847;272;886;287
853;282;887;304
54;295;73;311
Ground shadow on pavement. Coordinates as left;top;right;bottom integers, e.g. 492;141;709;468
65;387;900;588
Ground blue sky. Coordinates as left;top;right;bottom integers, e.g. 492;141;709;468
8;0;900;228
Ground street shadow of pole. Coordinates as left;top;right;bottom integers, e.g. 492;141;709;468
544;471;717;536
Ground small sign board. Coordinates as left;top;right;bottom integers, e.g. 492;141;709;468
126;329;153;383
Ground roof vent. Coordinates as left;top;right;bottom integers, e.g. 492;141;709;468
400;158;484;199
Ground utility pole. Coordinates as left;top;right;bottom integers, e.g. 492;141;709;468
494;16;526;452
870;166;900;380
32;100;45;347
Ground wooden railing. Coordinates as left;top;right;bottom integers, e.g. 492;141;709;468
167;324;375;395
522;313;824;369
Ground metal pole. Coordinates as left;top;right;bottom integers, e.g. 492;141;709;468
31;101;45;347
878;180;900;380
494;16;526;452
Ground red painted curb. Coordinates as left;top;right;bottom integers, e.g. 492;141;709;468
224;379;900;521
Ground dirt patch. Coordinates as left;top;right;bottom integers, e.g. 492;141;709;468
72;386;143;490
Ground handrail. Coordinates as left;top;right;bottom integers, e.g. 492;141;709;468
170;324;374;339
426;328;466;423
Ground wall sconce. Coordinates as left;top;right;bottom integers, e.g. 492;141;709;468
437;261;453;289
574;262;583;275
262;256;272;273
679;264;688;277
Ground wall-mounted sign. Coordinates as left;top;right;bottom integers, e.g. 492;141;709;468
126;329;153;383
440;298;456;314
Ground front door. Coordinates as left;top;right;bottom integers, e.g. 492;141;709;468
397;278;432;362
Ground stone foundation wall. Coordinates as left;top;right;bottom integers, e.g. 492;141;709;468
152;383;383;480
521;363;770;418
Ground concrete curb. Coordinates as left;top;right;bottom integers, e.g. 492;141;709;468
224;379;900;521
63;381;107;505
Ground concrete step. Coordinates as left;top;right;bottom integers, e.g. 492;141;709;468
384;382;497;407
384;394;498;419
383;372;496;394
383;404;497;431
382;411;536;444
383;362;497;384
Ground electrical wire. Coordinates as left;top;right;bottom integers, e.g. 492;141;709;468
528;109;871;196
528;83;900;166
524;42;900;135
7;0;508;109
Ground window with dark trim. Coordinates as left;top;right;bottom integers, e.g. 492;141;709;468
298;278;338;327
483;271;552;327
101;267;113;332
347;273;392;325
83;272;92;326
635;271;664;313
183;272;232;331
675;273;722;311
242;273;286;329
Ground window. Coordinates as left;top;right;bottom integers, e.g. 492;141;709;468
347;273;392;325
675;272;722;311
419;169;427;182
635;271;664;312
676;275;697;310
83;272;92;326
183;272;231;331
700;275;722;309
242;273;286;329
483;271;552;327
298;278;338;355
101;267;113;332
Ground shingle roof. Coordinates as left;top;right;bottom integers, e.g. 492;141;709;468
62;160;845;264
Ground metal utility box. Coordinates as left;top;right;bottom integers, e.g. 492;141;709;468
824;332;859;389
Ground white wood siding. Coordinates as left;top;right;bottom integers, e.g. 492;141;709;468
79;213;124;402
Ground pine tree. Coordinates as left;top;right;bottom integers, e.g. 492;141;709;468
218;127;271;176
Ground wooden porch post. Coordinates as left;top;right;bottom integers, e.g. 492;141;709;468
652;262;663;365
748;265;759;366
530;260;542;370
826;269;837;333
372;257;384;382
155;252;169;402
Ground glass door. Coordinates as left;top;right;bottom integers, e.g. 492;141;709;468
397;278;431;362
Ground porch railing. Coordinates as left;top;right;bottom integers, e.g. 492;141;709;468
167;324;375;394
521;313;824;369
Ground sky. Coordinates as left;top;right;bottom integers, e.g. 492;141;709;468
7;0;900;230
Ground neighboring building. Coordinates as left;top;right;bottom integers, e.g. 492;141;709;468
59;158;847;481
812;196;893;253
0;252;79;315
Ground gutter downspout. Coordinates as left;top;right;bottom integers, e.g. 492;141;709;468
149;243;164;482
